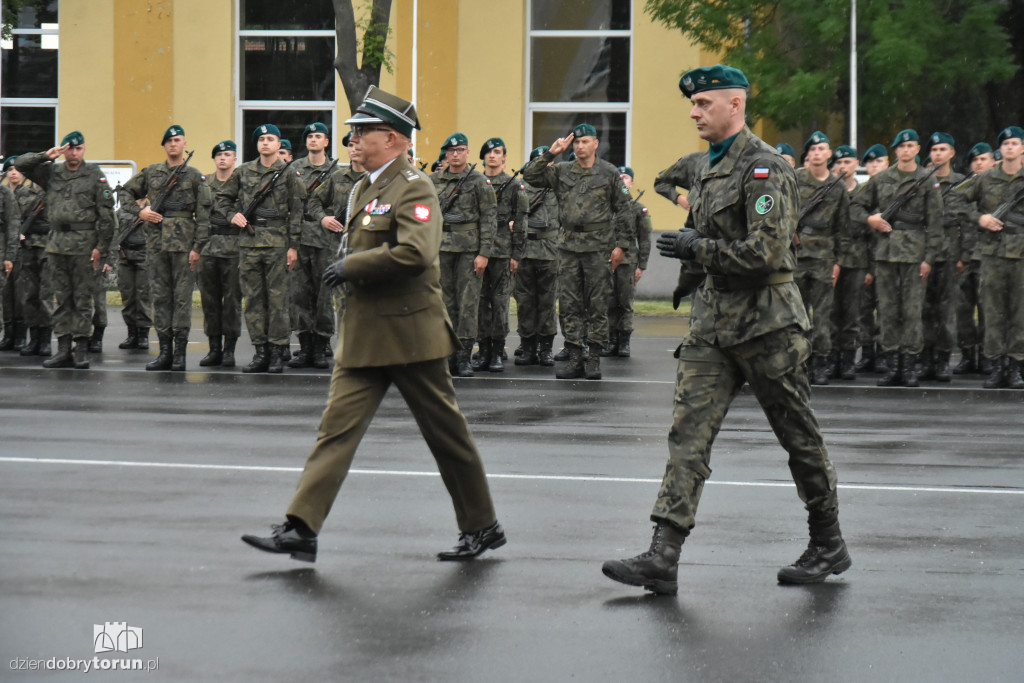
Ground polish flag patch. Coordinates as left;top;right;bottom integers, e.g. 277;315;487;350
414;204;431;221
753;167;770;179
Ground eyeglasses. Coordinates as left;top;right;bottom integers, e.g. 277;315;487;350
446;147;469;154
351;125;393;137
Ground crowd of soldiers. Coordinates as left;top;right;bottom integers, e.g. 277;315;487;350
2;120;1022;389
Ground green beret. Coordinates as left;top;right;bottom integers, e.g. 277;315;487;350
280;139;292;151
162;125;185;145
529;145;549;161
304;122;329;138
678;64;749;99
441;132;469;150
211;140;237;158
344;85;421;138
341;131;352;147
998;126;1024;144
479;137;506;159
832;145;856;161
617;166;634;179
61;131;85;147
968;142;993;161
572;123;597;138
252;124;281;142
929;132;955;147
862;143;887;164
891;129;919;148
775;142;796;158
804;131;830;155
3;155;18;172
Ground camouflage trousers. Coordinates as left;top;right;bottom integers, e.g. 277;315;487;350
559;249;612;347
922;260;957;353
117;252;152;329
92;268;109;328
289;244;334;337
875;261;925;354
477;257;511;340
858;277;879;347
513;257;558;338
956;260;983;349
47;253;96;338
239;246;290;346
651;327;838;533
831;266;865;352
440;251;482;343
980;256;1024;361
795;257;834;355
197;254;241;339
16;246;52;327
608;262;640;334
149;250;194;337
2;256;20;323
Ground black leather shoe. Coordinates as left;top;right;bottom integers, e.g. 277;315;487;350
241;521;317;563
437;521;506;561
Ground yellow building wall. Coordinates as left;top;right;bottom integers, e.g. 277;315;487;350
59;0;116;158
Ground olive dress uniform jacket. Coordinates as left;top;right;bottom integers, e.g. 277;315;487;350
337;155;459;369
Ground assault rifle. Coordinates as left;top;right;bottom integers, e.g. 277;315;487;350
239;158;297;235
118;150;195;249
990;181;1024;224
943;172;975;199
494;167;522;203
440;163;477;214
19;195;47;244
879;166;938;225
305;158;338;197
527;187;550;216
797;173;845;223
634;190;645;202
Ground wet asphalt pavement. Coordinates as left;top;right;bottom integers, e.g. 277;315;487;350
2;308;1023;682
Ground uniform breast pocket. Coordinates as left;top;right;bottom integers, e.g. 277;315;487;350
357;217;395;248
710;187;740;216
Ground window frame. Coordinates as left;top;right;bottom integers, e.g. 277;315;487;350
1;16;60;149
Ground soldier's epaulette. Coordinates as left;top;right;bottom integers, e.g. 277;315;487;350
402;169;422;183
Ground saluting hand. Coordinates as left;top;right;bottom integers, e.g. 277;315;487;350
548;133;575;156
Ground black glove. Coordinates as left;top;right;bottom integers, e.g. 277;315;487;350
657;228;703;261
322;257;348;287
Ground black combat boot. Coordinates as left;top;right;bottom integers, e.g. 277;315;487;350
37;327;52;356
136;327;150;350
243;344;270;373
1007;359;1024;390
555;343;585;379
901;353;920;387
42;334;74;368
287;332;309;368
118;326;139;349
537;335;555;367
827;349;840;379
515;336;537;365
312;335;330;369
88;326;105;353
472;338;491;372
933;350;952;382
854;344;875;373
221;337;237;368
12;322;26;351
553;346;570;361
983;356;1006;389
839;349;856;380
19;327;40;357
980;354;994;375
600;331;618;357
585;342;603;380
146;334;173;371
777;512;852;584
810;353;830;385
280;338;292;362
488;338;505;372
72;336;90;369
918;347;935;381
877;351;901;386
0;322;14;351
267;344;285;374
455;346;474;377
199;336;223;367
953;346;977;375
617;331;632;358
602;521;687;595
170;334;188;371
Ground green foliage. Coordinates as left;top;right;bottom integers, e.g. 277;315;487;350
356;13;395;75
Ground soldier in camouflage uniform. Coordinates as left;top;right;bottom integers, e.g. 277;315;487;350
959;126;1024;389
829;145;870;380
430;132;498;377
854;144;889;373
0;163;24;353
196;141;241;367
474;137;526;372
953;142;997;375
852;130;943;387
603;66;848;595
215;123;306;374
602;166;651;358
5;159;53;357
523;123;632;380
794;131;849;385
775;142;797;168
88;238;115;353
120;125;210;372
654;152;703;211
16;131;116;369
113;196;152;351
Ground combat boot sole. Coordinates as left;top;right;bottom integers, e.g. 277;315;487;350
601;559;678;595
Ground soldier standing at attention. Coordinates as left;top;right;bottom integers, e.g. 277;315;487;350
523;123;632;380
113;196;152;351
854;144;890;373
852;130;942;387
241;86;505;565
654;151;703;211
602;166;651;358
278;139;293;163
215;124;306;374
474;137;526;373
960;126;1024;389
602;65;849;595
16;132;115;369
794;131;849;385
431;133;497;377
0;163;24;353
288;122;337;369
120;125;211;372
197;141;242;368
5;159;53;357
829;145;869;380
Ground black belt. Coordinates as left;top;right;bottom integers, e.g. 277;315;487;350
568;221;609;233
55;222;94;232
528;230;558;240
442;222;478;233
211;226;239;236
798;217;829;234
707;271;794;292
162;210;193;218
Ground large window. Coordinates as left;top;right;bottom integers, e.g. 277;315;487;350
526;0;632;165
236;0;336;161
1;0;59;155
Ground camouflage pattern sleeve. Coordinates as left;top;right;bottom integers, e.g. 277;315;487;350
521;151;559;190
192;173;212;253
118;168;150;217
511;183;528;262
0;186;20;261
922;178;943;265
214;168;242;221
654;153;701;203
308;178;333;224
286;169;307;247
849;174;880;225
610;170;634;252
475;173;498;258
832;186;851;264
637;203;653;270
14;152;54;191
93;167;116;257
